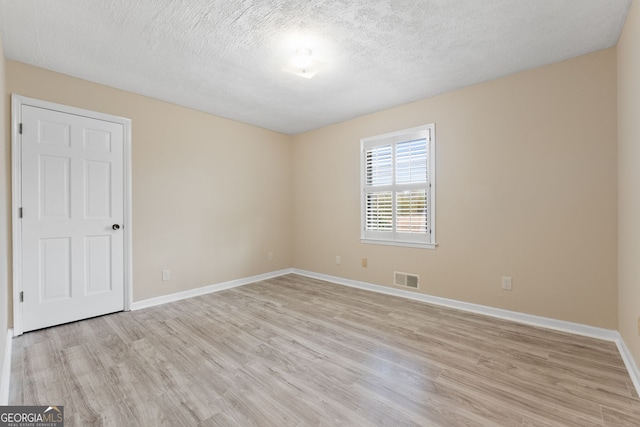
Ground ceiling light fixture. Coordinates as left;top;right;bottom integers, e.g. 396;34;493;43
291;48;313;69
283;48;327;79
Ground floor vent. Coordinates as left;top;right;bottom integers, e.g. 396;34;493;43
394;271;419;289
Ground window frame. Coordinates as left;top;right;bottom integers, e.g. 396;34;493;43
360;124;436;249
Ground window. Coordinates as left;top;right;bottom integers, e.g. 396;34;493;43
361;124;435;248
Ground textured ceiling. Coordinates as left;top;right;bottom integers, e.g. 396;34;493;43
0;0;632;134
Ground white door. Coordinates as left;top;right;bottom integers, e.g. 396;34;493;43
20;104;125;332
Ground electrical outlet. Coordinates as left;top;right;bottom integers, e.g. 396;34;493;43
162;270;171;281
362;258;368;267
336;255;341;265
268;252;273;261
501;276;512;291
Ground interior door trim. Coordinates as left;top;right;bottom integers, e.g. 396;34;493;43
11;94;133;336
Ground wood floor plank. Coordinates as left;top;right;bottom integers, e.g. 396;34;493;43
9;274;640;426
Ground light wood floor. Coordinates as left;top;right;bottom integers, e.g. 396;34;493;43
10;274;640;426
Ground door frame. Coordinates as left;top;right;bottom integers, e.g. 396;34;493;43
11;94;133;336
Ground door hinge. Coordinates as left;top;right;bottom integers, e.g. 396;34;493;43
19;123;22;134
18;207;23;218
19;291;23;302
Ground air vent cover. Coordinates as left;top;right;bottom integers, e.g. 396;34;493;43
394;271;419;289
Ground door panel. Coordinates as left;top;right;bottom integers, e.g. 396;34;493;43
85;235;112;295
21;105;125;332
40;155;70;219
38;120;70;147
85;160;111;218
39;237;71;301
83;128;112;152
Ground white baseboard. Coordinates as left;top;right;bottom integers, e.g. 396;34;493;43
292;269;640;396
292;269;619;341
614;332;640;397
130;267;640;398
131;269;294;311
0;329;13;405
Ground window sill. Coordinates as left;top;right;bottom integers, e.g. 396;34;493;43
360;239;437;250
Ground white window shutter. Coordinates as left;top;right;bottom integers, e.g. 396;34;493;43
361;124;435;248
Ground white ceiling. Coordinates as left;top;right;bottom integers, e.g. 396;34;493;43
0;0;632;134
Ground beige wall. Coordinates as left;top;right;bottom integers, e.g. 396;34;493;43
292;48;618;329
0;32;9;382
0;31;624;339
618;0;640;367
6;61;292;303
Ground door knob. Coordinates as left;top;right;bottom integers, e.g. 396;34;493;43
112;224;120;230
